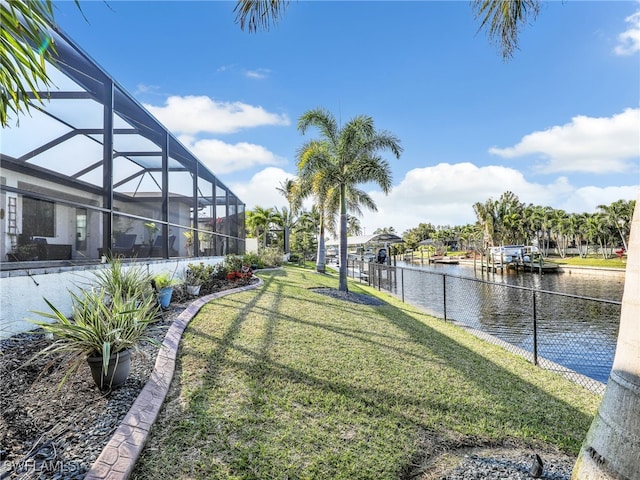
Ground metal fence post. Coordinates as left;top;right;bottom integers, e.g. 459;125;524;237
443;274;447;321
401;267;405;303
532;290;538;366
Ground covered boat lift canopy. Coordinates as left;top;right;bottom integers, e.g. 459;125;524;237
325;233;404;247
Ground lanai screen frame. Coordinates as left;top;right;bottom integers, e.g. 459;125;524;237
0;21;245;264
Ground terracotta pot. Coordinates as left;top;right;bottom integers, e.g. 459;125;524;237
86;349;131;390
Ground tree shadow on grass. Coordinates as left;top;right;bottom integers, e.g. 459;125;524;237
134;270;597;479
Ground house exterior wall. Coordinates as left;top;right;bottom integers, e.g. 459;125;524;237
0;257;224;339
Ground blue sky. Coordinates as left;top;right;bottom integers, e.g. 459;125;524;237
52;0;640;234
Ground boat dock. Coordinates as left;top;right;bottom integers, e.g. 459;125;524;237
429;256;459;265
480;261;559;274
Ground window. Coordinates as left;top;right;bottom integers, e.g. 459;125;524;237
22;196;55;237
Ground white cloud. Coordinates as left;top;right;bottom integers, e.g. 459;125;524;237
614;9;640;55
360;163;638;234
235;163;638;235
488;108;640;173
144;95;290;135
229;167;295;210
245;68;270;79
179;136;287;174
559;185;640;214
134;83;161;95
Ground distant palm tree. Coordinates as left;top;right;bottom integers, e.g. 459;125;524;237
297;108;401;292
347;215;363;237
293;208;320;260
598;199;636;251
373;226;396;235
276;178;301;255
473;198;498;248
247;206;278;248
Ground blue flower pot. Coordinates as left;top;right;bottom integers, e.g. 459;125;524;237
157;287;173;309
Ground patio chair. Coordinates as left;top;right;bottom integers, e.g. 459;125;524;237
110;233;137;257
150;235;176;257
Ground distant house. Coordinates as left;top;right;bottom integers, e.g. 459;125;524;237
325;234;404;261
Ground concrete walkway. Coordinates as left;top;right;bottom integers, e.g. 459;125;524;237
84;278;263;480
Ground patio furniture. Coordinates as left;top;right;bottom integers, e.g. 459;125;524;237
98;233;138;258
150;235;176;257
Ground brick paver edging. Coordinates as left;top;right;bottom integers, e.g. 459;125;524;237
84;277;264;480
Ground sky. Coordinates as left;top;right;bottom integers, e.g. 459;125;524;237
51;0;640;235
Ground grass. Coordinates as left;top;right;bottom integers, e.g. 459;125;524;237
132;265;601;479
547;255;627;268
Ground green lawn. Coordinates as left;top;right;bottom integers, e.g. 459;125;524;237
132;265;600;480
548;255;627;268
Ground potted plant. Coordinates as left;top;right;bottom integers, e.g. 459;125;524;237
183;262;212;296
152;272;179;309
30;284;160;391
144;222;160;255
7;244;38;261
183;231;194;256
91;257;154;300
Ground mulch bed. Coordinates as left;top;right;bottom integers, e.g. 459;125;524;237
0;278;256;479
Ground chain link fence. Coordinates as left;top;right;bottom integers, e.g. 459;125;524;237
347;260;621;394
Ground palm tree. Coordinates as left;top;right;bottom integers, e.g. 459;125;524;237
297;108;401;291
598;199;636;252
297;151;373;273
473;197;498;248
569;213;589;258
346;215;363;237
1;0;58;126
295;165;332;273
293;208;320;260
471;0;541;59
247;206;278;249
572;195;640;479
233;4;640;475
276;178;300;255
235;0;540;60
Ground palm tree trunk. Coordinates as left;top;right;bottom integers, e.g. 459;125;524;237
316;220;326;273
284;225;290;255
572;193;640;479
338;186;349;292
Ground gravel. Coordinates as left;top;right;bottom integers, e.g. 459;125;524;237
432;448;576;479
0;299;185;480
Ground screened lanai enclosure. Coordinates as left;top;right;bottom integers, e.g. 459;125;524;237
0;22;245;267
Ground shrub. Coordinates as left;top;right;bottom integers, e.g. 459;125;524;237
184;262;213;286
241;252;263;269
153;272;180;290
260;247;283;268
92;258;153;300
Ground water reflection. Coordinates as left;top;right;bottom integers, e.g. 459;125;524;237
394;261;623;384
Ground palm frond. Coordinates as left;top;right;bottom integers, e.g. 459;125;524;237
233;0;289;32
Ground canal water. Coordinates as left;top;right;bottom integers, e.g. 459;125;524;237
392;260;625;385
